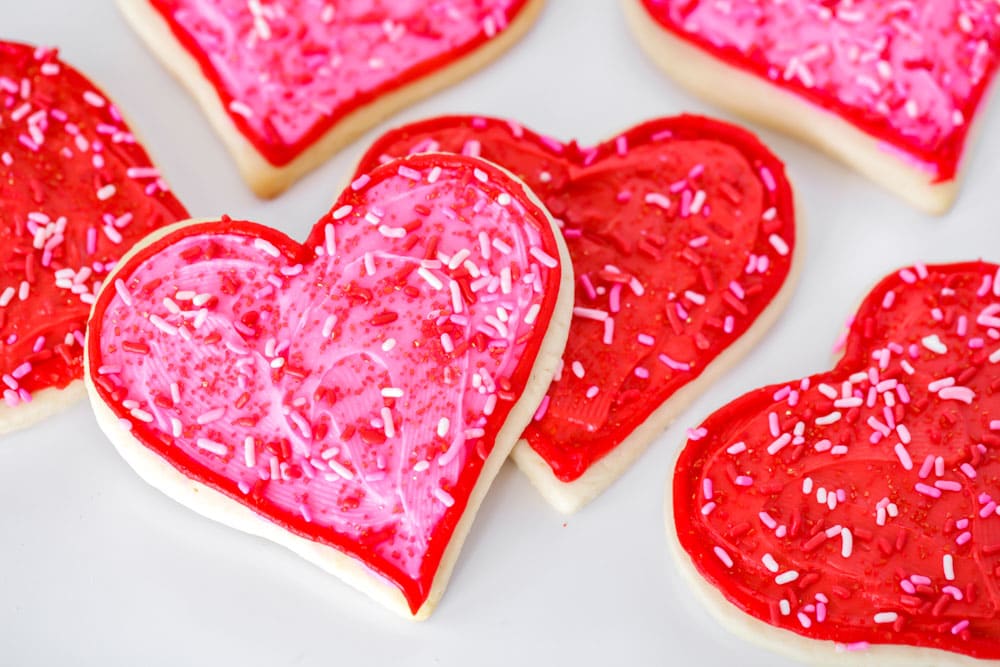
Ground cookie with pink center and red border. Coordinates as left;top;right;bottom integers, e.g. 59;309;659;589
357;114;800;513
85;152;572;618
0;40;188;436
671;261;1000;664
623;0;1000;214
117;0;544;197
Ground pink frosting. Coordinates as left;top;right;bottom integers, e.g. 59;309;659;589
152;0;525;165
90;155;561;611
643;0;1000;179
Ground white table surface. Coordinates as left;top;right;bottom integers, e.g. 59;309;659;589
3;2;1000;665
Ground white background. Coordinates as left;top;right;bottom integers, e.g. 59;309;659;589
3;1;1000;665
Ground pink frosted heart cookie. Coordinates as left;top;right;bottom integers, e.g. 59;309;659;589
0;40;188;436
672;261;1000;664
85;153;571;617
118;0;544;197
624;0;1000;213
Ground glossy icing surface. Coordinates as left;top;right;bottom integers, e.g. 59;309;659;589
675;262;1000;658
640;0;1000;181
149;0;529;166
0;41;187;410
358;115;795;484
88;153;563;613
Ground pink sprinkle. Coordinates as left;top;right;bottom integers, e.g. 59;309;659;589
634;367;649;379
533;396;550;421
658;353;691;372
952;620;970;635
759;166;776;191
914;483;942;498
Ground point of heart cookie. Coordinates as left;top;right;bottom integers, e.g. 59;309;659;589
672;261;1000;662
625;0;1000;213
85;152;572;617
358;114;800;513
118;0;545;197
0;40;189;436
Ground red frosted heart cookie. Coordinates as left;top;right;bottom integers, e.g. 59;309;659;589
0;41;188;436
85;153;571;617
624;0;1000;214
672;262;1000;663
118;0;543;197
358;115;799;512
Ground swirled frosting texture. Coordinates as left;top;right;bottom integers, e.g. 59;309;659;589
675;262;1000;658
88;154;562;613
0;41;187;410
150;0;528;165
358;115;795;485
640;0;1000;180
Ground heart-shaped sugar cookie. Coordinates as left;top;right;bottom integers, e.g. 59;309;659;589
358;114;799;512
672;262;1000;663
118;0;544;197
624;0;1000;213
85;153;571;618
0;40;188;435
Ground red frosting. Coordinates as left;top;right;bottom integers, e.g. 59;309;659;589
675;262;1000;659
0;41;187;409
358;115;796;484
87;153;564;613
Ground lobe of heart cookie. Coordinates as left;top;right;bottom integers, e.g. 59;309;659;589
86;153;568;615
357;115;797;508
674;262;1000;660
143;0;535;166
635;0;1000;183
0;41;188;422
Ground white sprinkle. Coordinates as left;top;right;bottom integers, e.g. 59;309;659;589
529;247;559;268
873;612;898;624
417;267;443;291
433;487;455;507
381;387;404;399
841;528;853;558
253;238;280;257
437;417;450;438
762;553;780;573
922;335;947;354
775;571;799;585
768;234;790;256
244;437;256;467
944;554;955;581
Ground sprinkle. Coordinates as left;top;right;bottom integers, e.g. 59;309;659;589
775;570;799;585
573;306;608;321
529;247;558;268
939;386;975;404
433;488;455;508
921;335;947;354
243;437;256;467
253;238;280;257
713;546;734;568
196;438;228;456
841;528;853;558
915;483;942;498
197;407;226;424
873;612;898;624
943;554;955;581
